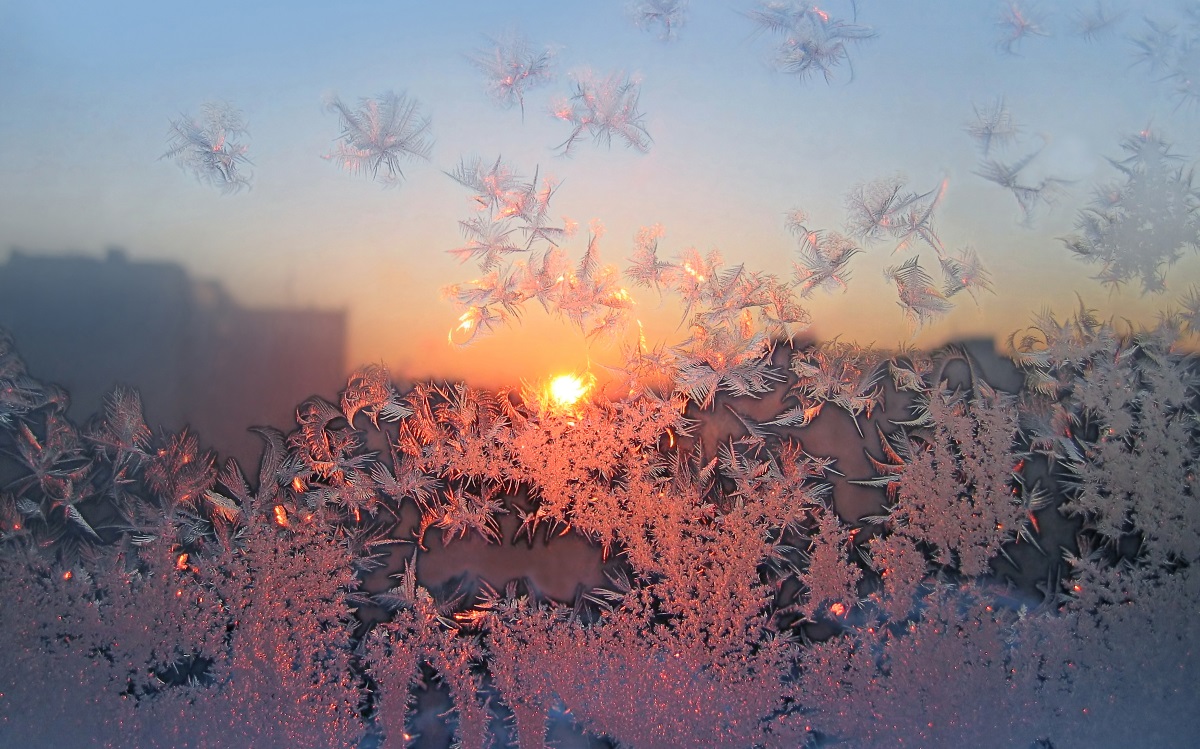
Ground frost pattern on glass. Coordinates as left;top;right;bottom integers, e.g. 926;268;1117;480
1129;7;1200;110
550;71;652;155
996;2;1050;55
467;31;556;119
323;91;433;186
441;157;631;347
8;3;1200;746
1062;130;1200;293
3;292;1199;747
627;0;688;41
745;0;876;83
162;102;252;193
965;97;1019;157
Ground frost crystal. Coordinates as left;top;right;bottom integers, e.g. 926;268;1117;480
884;256;954;330
974;144;1068;227
965;97;1019;156
1129;10;1200;110
162;102;251;193
551;71;652;155
467;31;555;119
2;310;1199;747
788;210;861;296
323;91;432;186
628;0;688;41
441;156;628;346
1072;1;1124;41
746;0;876;83
996;1;1050;55
1063;130;1200;293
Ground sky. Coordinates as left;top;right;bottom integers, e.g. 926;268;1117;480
1;0;1198;388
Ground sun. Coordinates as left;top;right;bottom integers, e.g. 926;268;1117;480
547;373;591;410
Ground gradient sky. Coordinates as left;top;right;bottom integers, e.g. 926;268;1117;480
2;0;1198;388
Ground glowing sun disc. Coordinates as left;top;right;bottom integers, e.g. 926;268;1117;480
548;374;590;409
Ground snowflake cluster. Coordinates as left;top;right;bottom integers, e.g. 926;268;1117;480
550;71;652;155
745;0;876;84
843;175;993;329
322;91;434;186
161;102;252;193
467;32;556;119
1130;6;1200;110
967;99;1069;228
1064;130;1200;293
3;299;1198;747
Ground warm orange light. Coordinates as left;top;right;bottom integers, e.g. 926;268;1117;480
62;570;72;581
291;477;306;493
176;553;189;570
273;505;289;527
682;262;705;283
548;373;591;410
445;310;478;345
830;602;846;617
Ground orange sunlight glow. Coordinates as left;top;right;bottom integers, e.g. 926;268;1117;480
548;373;591;410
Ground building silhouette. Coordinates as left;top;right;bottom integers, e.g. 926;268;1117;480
0;248;346;470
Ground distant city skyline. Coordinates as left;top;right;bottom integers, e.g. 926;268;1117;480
0;248;345;468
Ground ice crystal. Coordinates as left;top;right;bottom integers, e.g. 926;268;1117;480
862;532;927;621
466;31;555;119
885;383;1029;577
1180;284;1200;334
940;246;994;301
162;101;251;193
628;0;688;41
1063;130;1200;293
797;509;862;621
996;1;1050;55
1013;308;1200;561
975;144;1068;227
323;91;432;186
1129;17;1180;74
1129;10;1200;110
844;175;947;253
444;227;631;346
623;233;811;407
884;256;954;330
1;284;1198;749
780;339;884;429
551;71;652;155
787;210;861;296
965;97;1019;156
442;156;624;345
843;175;924;244
746;0;876;84
1072;1;1125;41
341;364;412;428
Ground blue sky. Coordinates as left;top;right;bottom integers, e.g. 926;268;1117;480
1;0;1198;385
